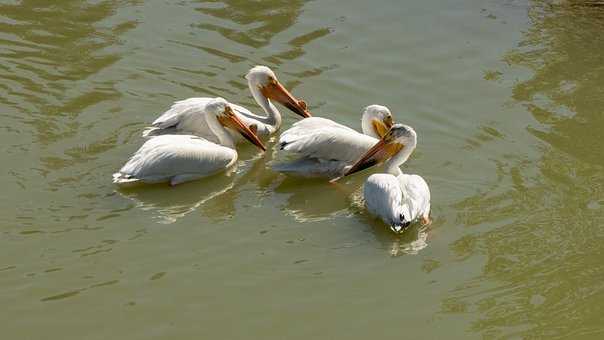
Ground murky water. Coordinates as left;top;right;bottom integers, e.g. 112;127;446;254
2;1;603;338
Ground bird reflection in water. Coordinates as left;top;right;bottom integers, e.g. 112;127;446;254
116;169;237;224
115;149;265;224
272;176;354;222
351;192;431;257
389;225;429;257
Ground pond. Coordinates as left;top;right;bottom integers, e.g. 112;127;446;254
1;1;603;338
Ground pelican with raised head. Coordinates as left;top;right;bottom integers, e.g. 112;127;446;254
272;105;394;178
114;98;266;187
340;124;431;233
143;66;311;141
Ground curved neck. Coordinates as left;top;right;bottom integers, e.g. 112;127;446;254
248;82;282;130
205;113;235;149
361;114;379;138
384;141;416;176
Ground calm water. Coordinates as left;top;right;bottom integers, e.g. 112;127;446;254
2;0;603;338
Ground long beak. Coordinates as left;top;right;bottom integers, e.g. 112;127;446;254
342;139;403;177
219;107;266;151
261;81;312;118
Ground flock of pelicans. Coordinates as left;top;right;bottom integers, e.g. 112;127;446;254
113;66;431;233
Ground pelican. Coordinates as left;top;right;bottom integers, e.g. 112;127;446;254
143;66;311;142
113;98;266;187
272;105;394;178
340;124;431;233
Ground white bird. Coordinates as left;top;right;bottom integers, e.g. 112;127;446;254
143;66;311;142
273;105;394;178
113;98;266;187
341;124;431;233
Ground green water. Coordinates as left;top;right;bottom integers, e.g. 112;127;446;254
1;0;603;338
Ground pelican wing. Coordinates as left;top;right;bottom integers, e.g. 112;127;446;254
151;97;212;129
113;135;236;185
278;117;377;163
286;116;357;131
364;174;405;228
145;98;272;141
364;173;430;232
398;174;431;222
143;98;217;141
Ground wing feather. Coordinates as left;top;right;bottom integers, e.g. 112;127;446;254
145;98;219;142
114;135;236;185
151;98;211;129
398;174;431;222
145;98;272;141
278;117;377;163
364;173;431;232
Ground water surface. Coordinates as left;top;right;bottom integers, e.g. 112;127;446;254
1;1;603;339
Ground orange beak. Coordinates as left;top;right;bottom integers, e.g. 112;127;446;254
342;138;403;177
218;106;266;151
261;79;312;118
372;116;394;138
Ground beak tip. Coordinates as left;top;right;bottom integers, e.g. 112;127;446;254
254;139;267;152
252;139;266;152
329;176;342;183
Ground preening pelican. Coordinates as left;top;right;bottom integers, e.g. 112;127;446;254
273;105;394;178
143;66;311;142
113;98;266;187
341;124;431;233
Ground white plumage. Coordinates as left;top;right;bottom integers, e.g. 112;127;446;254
144;97;213;138
364;173;430;232
143;66;311;141
114;98;265;186
113;135;237;187
342;123;431;232
273;105;394;178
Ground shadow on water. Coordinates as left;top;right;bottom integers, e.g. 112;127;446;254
444;2;604;338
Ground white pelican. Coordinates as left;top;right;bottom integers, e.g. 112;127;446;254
143;66;311;142
272;105;394;178
340;124;431;233
113;98;266;187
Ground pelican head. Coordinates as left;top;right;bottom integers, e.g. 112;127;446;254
246;65;312;118
208;98;266;151
343;124;417;177
361;105;394;138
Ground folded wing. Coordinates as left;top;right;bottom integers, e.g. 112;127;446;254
113;135;237;186
278;117;378;163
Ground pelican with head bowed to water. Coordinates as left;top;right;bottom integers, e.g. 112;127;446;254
113;98;266;187
272;105;394;178
340;124;431;233
143;66;311;142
